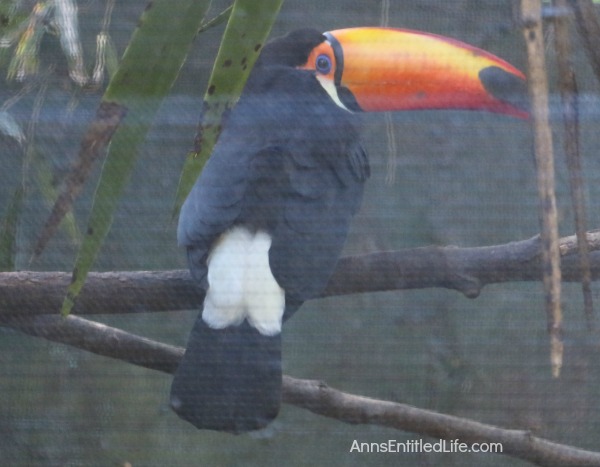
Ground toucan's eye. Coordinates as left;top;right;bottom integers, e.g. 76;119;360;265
315;54;332;74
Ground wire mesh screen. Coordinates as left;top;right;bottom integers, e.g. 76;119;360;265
1;0;600;466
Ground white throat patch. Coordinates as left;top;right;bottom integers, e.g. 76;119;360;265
202;227;285;336
316;75;352;112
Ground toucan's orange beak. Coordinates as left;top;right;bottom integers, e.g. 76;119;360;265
301;27;528;118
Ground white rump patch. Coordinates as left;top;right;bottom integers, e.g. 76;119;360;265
202;227;285;336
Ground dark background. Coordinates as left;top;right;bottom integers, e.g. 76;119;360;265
1;1;600;465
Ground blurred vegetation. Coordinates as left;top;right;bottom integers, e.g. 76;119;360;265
58;0;284;317
54;0;214;316
1;1;600;466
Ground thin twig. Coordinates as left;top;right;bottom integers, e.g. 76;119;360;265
521;0;563;378
568;0;600;83
197;5;233;35
553;0;594;328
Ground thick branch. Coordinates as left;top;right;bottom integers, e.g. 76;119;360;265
2;313;599;466
4;233;600;465
2;314;182;374
2;232;600;317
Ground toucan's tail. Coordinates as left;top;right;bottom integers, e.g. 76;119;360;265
170;317;282;433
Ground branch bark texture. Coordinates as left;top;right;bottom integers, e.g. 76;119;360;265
3;232;600;464
553;0;594;327
522;0;563;377
2;232;600;317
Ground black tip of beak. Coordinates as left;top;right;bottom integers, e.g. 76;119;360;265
480;66;530;116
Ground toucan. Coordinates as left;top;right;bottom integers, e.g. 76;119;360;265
170;27;527;433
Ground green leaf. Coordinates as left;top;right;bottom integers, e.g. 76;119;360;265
60;0;212;316
197;5;233;35
172;0;285;218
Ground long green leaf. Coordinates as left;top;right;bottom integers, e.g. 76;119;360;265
173;0;285;218
61;0;211;316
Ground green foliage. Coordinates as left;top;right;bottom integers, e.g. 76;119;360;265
60;0;213;316
62;0;285;316
0;0;119;272
173;0;285;217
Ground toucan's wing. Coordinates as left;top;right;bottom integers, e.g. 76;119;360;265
179;66;369;297
177;138;250;285
269;141;369;315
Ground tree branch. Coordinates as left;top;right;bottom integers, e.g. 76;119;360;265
522;0;564;377
2;314;182;374
3;232;600;464
554;0;594;327
2;231;600;317
2;313;599;466
282;376;600;466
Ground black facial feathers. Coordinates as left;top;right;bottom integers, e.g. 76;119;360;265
257;28;326;68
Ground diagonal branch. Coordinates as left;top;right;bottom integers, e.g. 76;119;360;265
1;314;183;374
1;313;599;466
283;376;600;466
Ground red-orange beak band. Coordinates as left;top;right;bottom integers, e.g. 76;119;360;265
301;27;528;118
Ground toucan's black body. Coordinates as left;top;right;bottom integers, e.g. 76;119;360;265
171;29;368;433
170;26;526;433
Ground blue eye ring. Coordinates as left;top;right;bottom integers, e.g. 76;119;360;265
315;54;332;74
